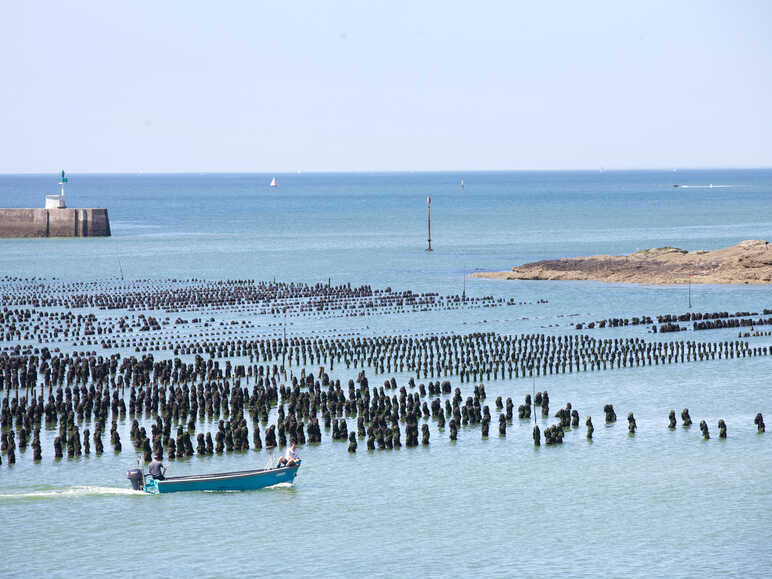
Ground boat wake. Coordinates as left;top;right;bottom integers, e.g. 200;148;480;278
0;486;143;500
677;184;732;188
265;482;294;489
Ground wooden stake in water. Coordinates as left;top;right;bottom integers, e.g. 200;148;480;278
426;195;433;252
282;306;287;368
463;264;466;302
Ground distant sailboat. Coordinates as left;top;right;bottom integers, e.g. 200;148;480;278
270;177;277;187
460;178;464;189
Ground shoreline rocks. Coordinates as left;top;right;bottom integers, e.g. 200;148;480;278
471;240;772;285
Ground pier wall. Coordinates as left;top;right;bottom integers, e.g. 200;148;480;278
0;208;111;238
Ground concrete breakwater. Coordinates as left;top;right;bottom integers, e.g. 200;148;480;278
0;208;111;237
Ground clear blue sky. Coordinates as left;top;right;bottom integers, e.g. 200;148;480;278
2;0;770;173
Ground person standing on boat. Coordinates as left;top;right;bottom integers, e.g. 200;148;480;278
148;454;167;480
276;439;300;468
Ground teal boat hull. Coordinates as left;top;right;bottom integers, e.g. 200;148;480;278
143;463;300;494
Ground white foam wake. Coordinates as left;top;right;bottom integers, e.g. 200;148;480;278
264;482;294;489
0;485;143;499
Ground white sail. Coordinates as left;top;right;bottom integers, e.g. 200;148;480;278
270;177;277;187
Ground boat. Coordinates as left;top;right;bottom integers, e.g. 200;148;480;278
460;178;464;189
127;461;300;494
270;177;277;187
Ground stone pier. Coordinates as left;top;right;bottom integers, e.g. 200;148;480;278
0;208;111;237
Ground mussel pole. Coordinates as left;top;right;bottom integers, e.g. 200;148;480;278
462;264;466;302
282;306;287;368
426;195;433;252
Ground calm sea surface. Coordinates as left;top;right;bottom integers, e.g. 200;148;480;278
0;170;770;577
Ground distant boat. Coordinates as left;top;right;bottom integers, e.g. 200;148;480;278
673;184;681;188
674;184;729;189
460;178;464;189
270;177;277;187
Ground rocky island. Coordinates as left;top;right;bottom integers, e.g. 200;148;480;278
471;240;772;285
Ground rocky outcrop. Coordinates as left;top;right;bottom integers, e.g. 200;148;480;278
471;240;772;285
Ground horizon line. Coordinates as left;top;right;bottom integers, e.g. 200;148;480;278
2;166;771;177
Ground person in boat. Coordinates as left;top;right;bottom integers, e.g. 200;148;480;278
276;439;300;468
148;454;167;480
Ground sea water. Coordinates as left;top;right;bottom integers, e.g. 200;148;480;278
0;170;770;577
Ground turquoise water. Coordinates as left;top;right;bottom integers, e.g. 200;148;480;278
1;170;771;577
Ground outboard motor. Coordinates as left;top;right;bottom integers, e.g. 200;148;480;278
127;468;144;491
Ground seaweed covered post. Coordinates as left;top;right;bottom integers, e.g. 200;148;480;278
425;195;433;252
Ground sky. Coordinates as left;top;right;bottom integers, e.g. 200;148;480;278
1;0;770;173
